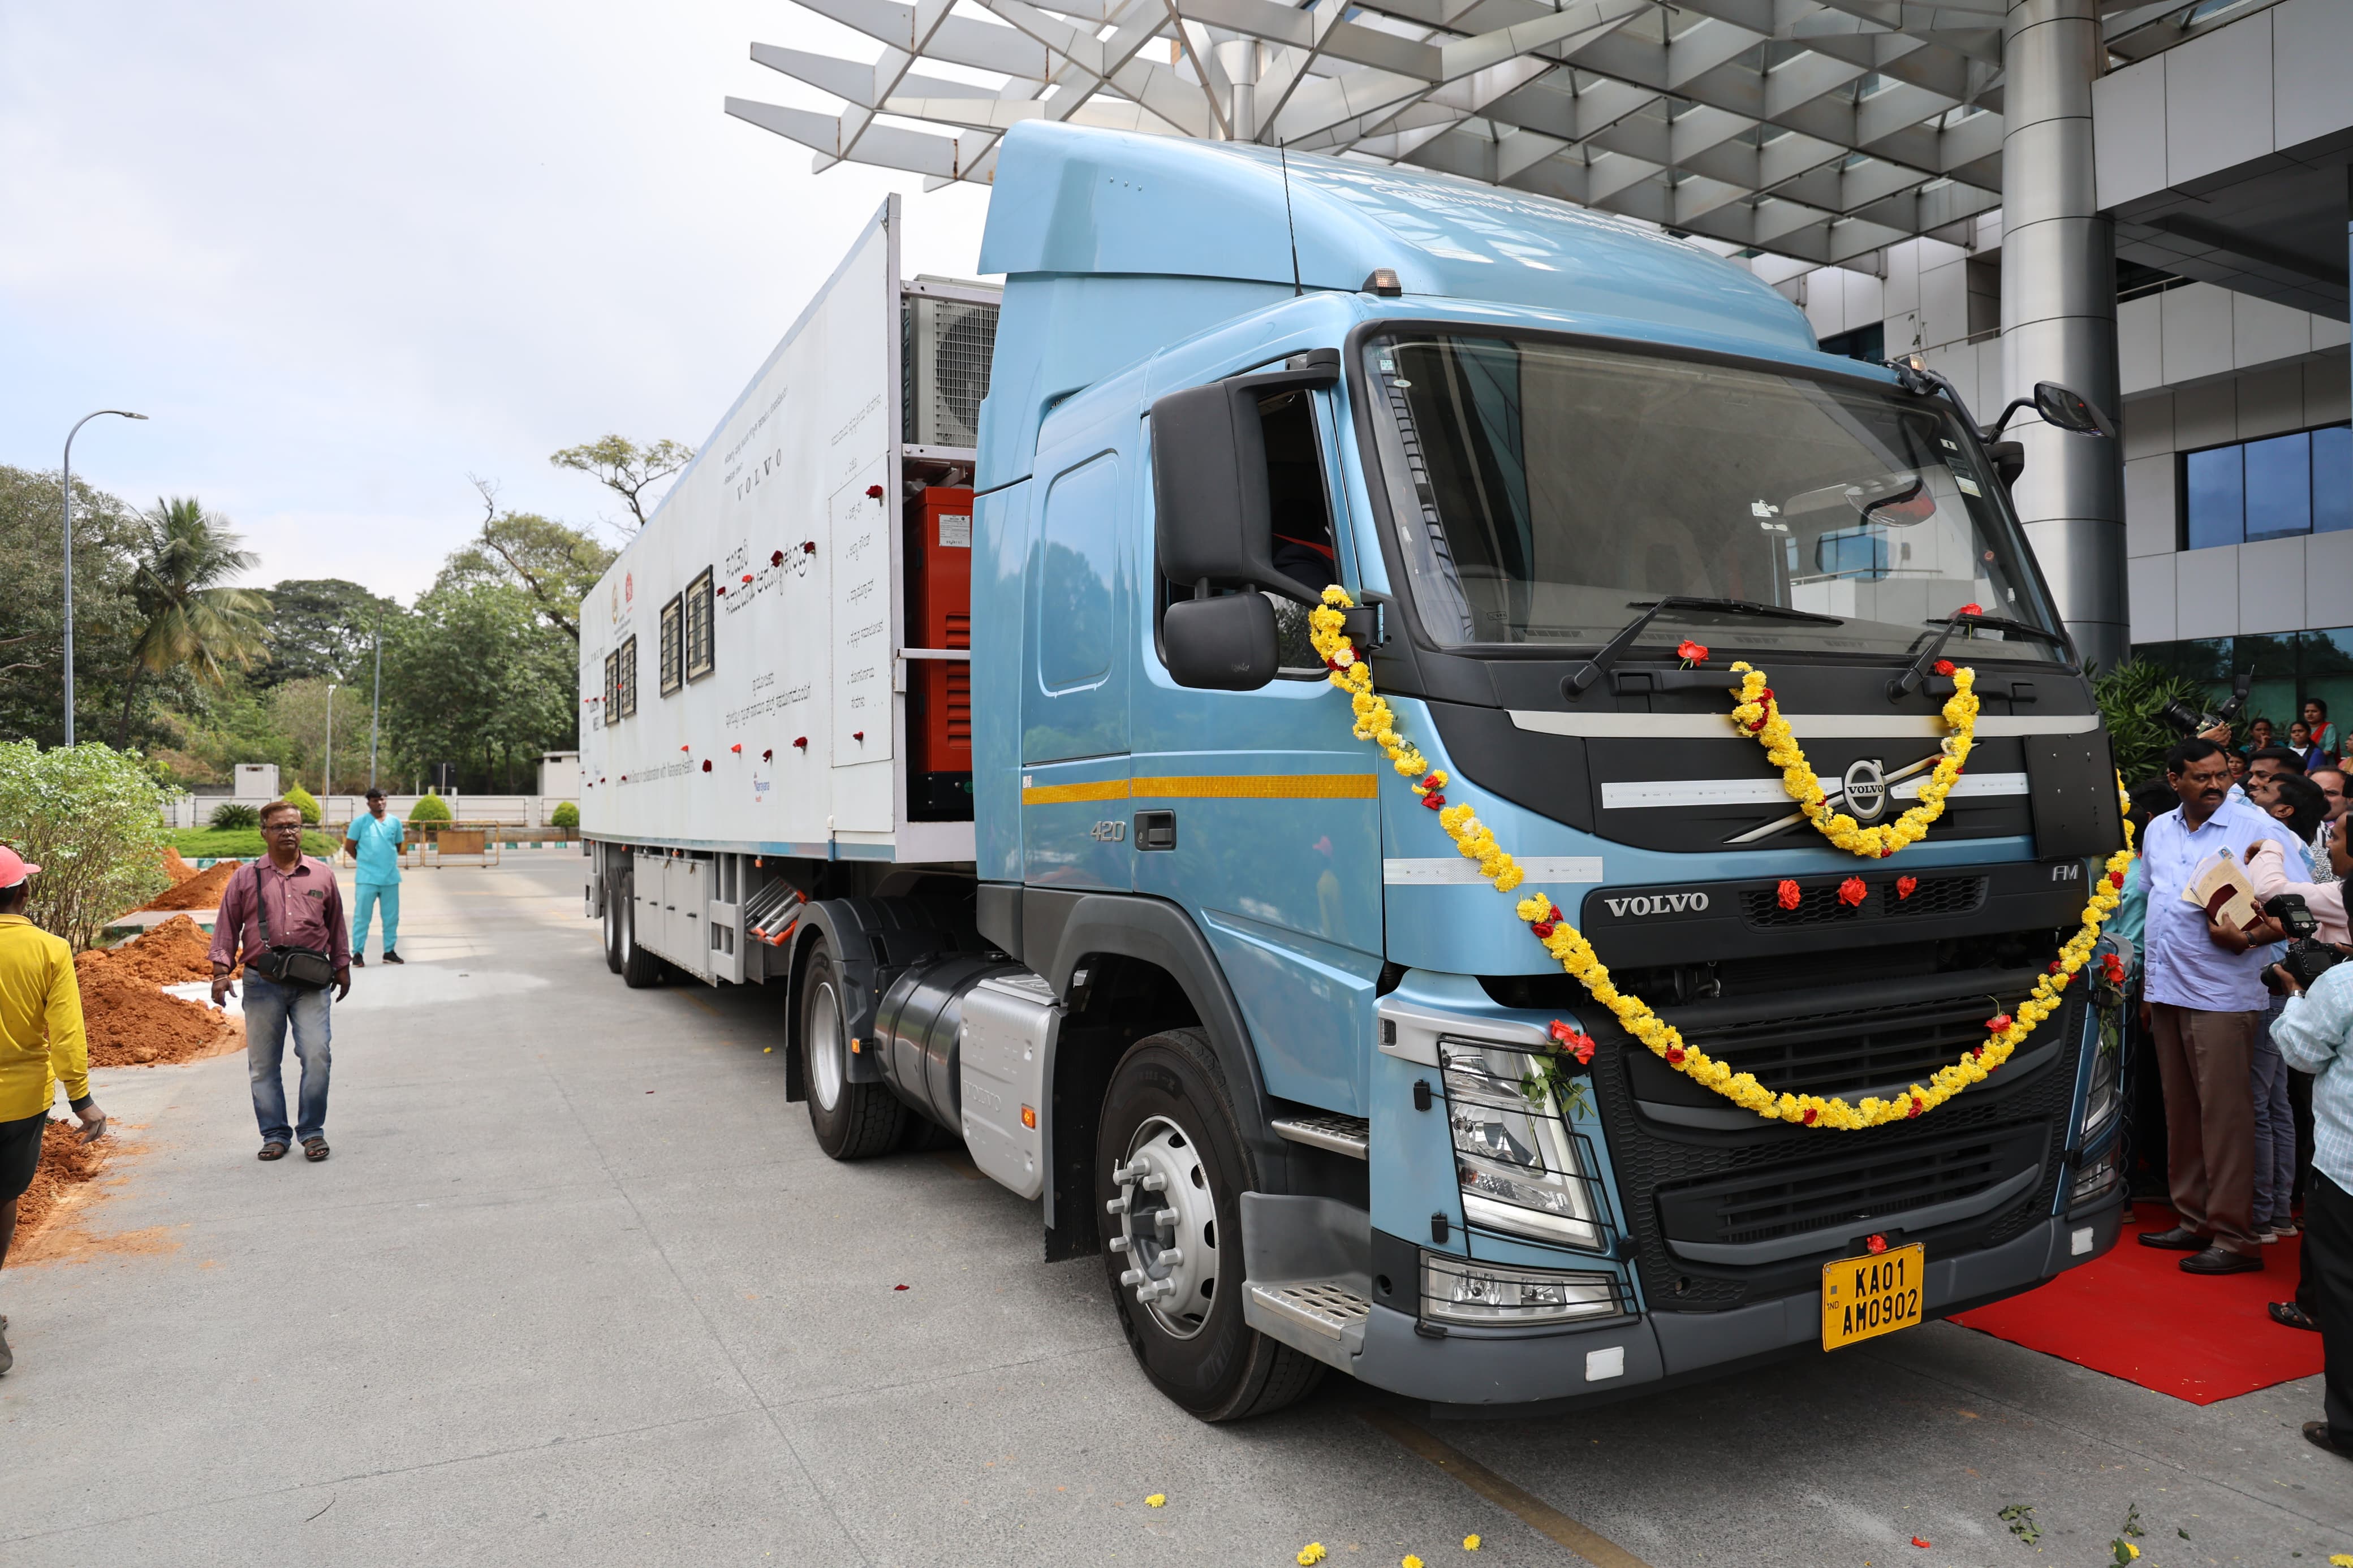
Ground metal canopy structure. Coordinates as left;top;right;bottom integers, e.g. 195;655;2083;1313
726;0;2273;270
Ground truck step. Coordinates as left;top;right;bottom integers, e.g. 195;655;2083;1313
1247;1280;1373;1342
1271;1114;1370;1160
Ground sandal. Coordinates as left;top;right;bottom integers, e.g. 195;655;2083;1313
302;1138;330;1162
2269;1300;2320;1332
258;1142;288;1161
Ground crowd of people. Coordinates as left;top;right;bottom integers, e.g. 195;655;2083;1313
2113;698;2350;1460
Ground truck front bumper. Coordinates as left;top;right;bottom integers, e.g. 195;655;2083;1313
1351;1196;2124;1409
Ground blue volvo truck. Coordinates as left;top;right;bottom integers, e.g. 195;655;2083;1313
579;120;2131;1420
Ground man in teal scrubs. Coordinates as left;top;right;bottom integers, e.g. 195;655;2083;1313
342;788;404;966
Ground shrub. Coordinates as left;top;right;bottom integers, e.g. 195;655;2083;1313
0;741;174;949
210;801;261;831
408;791;452;823
550;801;579;830
284;784;321;824
2093;659;2214;787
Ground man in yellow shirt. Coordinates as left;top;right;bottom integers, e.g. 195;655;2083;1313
0;846;106;1376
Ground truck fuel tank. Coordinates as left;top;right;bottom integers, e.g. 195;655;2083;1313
874;960;1062;1199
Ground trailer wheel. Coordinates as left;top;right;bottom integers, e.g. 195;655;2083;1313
601;871;624;975
799;941;905;1158
618;868;664;989
1096;1028;1325;1422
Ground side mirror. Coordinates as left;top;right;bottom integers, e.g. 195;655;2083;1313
1149;352;1337;604
2033;381;2117;438
1162;594;1278;690
1985;439;2025;493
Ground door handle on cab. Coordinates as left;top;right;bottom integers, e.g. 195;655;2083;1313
1134;810;1177;851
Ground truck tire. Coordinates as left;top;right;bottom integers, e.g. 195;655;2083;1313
800;941;906;1158
1096;1027;1326;1422
601;872;624;975
618;868;664;990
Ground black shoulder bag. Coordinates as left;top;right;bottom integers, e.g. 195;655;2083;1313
247;863;338;990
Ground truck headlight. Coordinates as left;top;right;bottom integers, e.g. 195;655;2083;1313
1422;1252;1627;1327
1438;1036;1604;1251
2079;1035;2120;1141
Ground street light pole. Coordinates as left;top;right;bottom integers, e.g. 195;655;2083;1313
325;683;338;806
368;618;382;789
61;409;148;745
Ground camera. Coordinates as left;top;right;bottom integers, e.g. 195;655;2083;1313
2261;892;2348;994
2160;670;2252;738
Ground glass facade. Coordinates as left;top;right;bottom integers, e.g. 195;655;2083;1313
2130;627;2353;764
2179;423;2353;550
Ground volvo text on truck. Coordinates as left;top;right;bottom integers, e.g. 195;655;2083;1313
578;122;2131;1421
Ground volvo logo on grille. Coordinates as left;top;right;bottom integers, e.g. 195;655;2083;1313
1841;758;1888;823
1604;891;1710;918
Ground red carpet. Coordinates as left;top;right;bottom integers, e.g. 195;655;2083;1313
1949;1207;2324;1405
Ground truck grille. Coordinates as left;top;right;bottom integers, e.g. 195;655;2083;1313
1585;980;2085;1312
1659;969;2039;1101
1655;1125;2047;1249
1738;874;1986;928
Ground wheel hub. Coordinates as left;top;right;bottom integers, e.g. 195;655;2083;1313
1105;1115;1217;1338
808;979;846;1111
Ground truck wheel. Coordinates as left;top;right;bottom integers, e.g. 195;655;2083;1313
601;872;624;975
618;869;664;989
1096;1028;1325;1422
800;942;905;1158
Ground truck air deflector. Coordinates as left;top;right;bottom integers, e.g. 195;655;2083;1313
1509;711;2101;739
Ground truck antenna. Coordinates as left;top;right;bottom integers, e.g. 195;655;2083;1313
1277;140;1303;297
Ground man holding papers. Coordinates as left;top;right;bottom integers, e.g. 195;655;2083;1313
2138;737;2308;1274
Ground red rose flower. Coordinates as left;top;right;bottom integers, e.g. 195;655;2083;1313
1421;774;1443;791
1776;879;1802;910
1957;602;1983;616
1665;1046;1686;1065
1802;1107;1818;1125
1896;876;1917;900
2109;869;2124;888
1421;792;1446;810
1866;1234;1888;1255
1549;905;1565;924
1986;1012;2012;1033
1933;659;1955;676
1907;1096;1923;1118
1531;920;1555;938
1676;638;1708;663
1837;876;1867;907
865;483;885;500
2049;961;2063;973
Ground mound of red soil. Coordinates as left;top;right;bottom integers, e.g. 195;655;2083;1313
162;846;199;884
97;914;218;986
16;1118;109;1239
137;860;238;913
73;951;237;1068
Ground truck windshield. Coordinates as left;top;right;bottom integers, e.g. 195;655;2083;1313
1360;332;2066;663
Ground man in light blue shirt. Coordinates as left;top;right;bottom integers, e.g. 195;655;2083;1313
342;788;404;966
2137;738;2305;1274
2270;957;2353;1461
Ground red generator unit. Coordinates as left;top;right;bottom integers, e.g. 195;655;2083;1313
907;485;973;819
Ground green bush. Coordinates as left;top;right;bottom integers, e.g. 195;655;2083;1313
283;784;321;824
0;741;173;949
2094;659;2213;788
209;800;261;831
550;801;579;830
409;791;452;823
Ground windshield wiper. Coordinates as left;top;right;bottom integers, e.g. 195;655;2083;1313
1563;597;1843;699
1888;612;2074;701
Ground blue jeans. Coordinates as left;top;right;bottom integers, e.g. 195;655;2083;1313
244;973;331;1144
2253;995;2296;1229
352;881;400;956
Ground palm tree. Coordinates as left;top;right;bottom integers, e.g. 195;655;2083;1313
114;498;270;746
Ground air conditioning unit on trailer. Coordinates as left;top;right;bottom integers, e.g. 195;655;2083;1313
904;284;999;451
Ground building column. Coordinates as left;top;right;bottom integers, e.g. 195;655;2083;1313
2001;0;2127;672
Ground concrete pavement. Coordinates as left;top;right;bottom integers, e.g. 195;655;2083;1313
3;857;2346;1566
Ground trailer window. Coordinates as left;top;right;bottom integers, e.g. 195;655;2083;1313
659;594;684;697
602;650;619;725
617;636;639;718
684;567;715;681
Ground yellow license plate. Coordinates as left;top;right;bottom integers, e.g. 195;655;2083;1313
1821;1243;1924;1350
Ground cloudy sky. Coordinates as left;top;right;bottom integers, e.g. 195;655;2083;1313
0;2;996;602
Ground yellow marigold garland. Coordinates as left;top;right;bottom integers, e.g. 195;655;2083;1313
1728;659;1979;859
1308;587;2136;1131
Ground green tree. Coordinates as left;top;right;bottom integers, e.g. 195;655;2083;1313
381;582;576;793
408;791;451;823
0;740;171;949
548;435;693;530
0;465;147;747
2094;659;2213;787
256;578;400;688
115;498;270;746
447;482;614;642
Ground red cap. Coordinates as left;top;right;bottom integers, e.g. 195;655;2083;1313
0;846;40;887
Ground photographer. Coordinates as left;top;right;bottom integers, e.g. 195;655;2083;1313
2243;776;2335;1245
2139;738;2307;1273
2268;954;2353;1461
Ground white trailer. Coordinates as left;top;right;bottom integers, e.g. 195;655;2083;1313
579;198;999;987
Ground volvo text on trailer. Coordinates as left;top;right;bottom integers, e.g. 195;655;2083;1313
579;123;2131;1421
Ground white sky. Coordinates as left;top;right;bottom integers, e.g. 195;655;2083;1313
0;2;996;603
